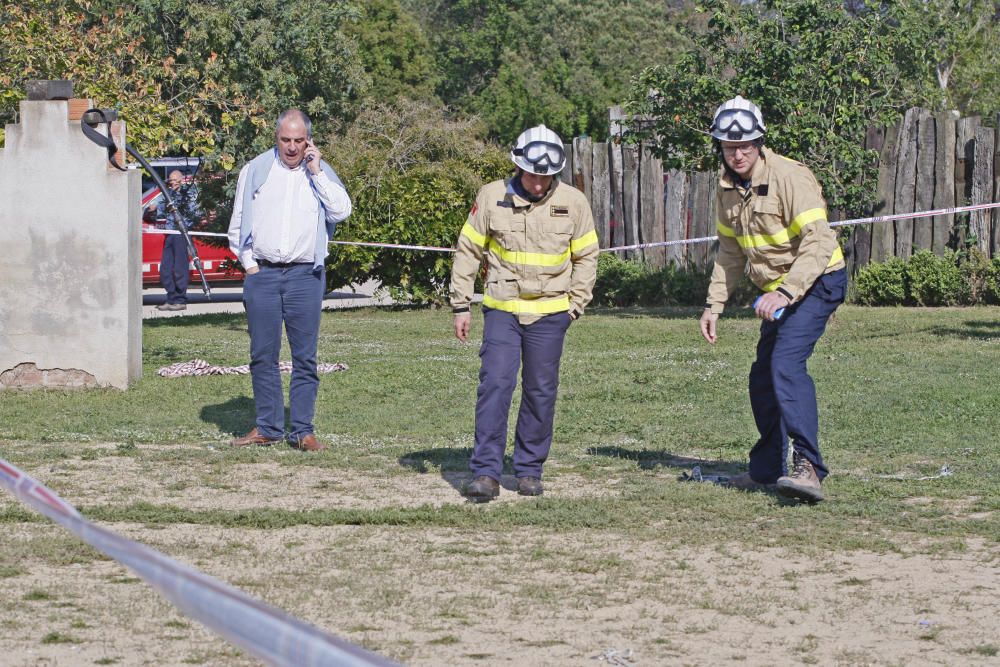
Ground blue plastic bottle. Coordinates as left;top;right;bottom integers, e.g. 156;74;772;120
753;295;785;320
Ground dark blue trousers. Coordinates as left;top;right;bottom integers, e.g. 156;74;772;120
470;308;571;481
242;263;325;440
160;234;190;304
748;269;846;483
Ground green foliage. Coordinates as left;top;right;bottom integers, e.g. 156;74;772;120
342;0;440;104
0;1;254;159
592;253;756;308
406;0;689;141
325;99;510;303
853;257;907;306
887;0;1000;116
851;250;1000;306
905;250;968;306
627;0;911;214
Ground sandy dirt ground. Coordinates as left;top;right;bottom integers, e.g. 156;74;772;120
1;444;997;666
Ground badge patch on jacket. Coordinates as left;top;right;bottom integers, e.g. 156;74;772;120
550;205;570;217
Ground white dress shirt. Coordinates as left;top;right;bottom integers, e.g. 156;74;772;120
228;155;352;270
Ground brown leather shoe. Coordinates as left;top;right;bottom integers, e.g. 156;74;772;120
776;453;824;502
290;433;326;452
464;476;500;502
231;427;283;447
517;476;543;496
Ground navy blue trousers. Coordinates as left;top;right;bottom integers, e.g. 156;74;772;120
160;234;190;304
470;308;571;481
242;263;325;440
747;269;846;483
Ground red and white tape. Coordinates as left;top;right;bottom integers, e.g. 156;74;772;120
145;200;1000;254
0;458;398;667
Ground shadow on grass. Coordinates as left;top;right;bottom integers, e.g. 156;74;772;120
586;445;743;474
927;319;1000;340
398;447;521;497
200;396;256;436
143;311;246;330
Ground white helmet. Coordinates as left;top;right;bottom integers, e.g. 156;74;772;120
511;124;566;175
710;95;766;142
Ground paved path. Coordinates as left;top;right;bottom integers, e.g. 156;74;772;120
142;280;392;319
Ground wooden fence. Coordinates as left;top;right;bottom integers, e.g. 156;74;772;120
565;107;1000;271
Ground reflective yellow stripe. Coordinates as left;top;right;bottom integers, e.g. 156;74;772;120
717;207;827;249
760;246;845;292
460;223;488;248
570;230;599;255
488;239;570;267
788;208;826;236
483;294;570;314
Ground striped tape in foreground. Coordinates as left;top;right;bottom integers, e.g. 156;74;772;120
0;458;400;667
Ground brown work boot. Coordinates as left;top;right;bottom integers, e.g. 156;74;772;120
516;476;543;496
231;427;283;447
721;472;775;492
776;453;824;502
464;476;500;502
289;434;327;452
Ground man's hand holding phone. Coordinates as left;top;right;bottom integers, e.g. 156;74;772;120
303;140;321;174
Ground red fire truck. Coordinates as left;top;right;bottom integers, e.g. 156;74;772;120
141;157;243;287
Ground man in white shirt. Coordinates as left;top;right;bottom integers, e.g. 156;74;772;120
227;109;352;451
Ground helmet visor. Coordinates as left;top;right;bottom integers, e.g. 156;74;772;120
714;109;760;135
519;141;565;167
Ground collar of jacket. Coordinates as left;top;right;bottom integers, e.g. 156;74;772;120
506;176;559;208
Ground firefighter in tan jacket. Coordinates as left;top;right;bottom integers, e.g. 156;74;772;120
699;96;847;503
451;124;599;501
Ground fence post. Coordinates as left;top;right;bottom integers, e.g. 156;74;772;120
913;110;935;252
970;126;994;255
664;169;687;266
621;144;641;262
639;144;665;267
871;123;898;263
559;143;574;188
893;108;919;259
993;117;1000;257
932;112;957;255
572;137;593;208
592;142;611;248
608;137;625;248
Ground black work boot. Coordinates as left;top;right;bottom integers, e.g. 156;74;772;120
516;476;543;496
464;476;500;502
776;453;824;502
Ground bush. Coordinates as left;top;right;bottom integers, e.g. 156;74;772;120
905;250;968;306
592;254;755;308
853;257;907;305
325;99;510;304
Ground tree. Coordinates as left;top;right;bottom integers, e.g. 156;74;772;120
404;0;690;142
0;0;254;160
887;0;1000;117
628;0;913;215
324;99;510;303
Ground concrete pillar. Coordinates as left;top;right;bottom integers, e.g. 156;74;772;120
0;86;141;389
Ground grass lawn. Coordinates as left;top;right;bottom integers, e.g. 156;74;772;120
1;305;998;665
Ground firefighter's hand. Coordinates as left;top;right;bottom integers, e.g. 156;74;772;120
454;312;471;342
755;291;791;321
700;308;719;344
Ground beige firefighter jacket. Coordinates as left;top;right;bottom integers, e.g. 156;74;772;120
706;147;845;314
450;177;600;325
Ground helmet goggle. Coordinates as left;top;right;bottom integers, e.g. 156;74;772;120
713;109;761;136
515;141;564;169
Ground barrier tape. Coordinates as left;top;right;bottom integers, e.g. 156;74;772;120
145;200;1000;255
0;458;399;667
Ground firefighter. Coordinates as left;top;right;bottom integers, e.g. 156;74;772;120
450;124;599;501
699;96;847;503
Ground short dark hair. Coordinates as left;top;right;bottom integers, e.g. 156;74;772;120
275;109;312;139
